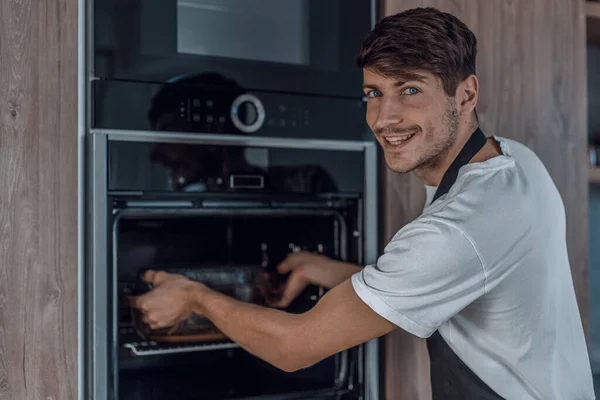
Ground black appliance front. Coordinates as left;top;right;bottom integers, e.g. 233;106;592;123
113;201;363;400
103;140;369;400
94;0;373;99
92;78;371;141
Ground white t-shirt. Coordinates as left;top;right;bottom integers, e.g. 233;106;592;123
352;136;595;399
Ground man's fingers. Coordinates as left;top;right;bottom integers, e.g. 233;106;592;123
142;314;155;325
141;269;171;286
271;272;308;308
141;269;157;284
276;258;294;274
276;252;306;273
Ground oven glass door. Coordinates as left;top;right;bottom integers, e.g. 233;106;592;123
94;0;373;98
112;203;362;399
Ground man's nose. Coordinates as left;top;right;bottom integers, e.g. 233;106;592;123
372;99;403;134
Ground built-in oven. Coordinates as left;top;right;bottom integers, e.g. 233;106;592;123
86;1;380;398
86;132;379;400
93;0;375;98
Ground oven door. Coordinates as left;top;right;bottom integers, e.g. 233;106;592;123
110;198;364;400
93;0;374;98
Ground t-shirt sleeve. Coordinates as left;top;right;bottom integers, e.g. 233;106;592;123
351;218;485;338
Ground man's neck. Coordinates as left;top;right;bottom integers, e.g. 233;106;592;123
415;123;480;187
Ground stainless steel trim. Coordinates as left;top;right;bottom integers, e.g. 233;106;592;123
333;212;349;389
89;134;109;400
125;200;195;208
364;143;378;263
357;198;364;265
363;142;379;400
88;0;94;79
77;0;87;397
371;0;378;29
123;342;240;356
200;200;270;208
107;191;144;197
92;128;369;151
113;207;343;218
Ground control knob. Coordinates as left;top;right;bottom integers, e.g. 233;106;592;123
231;94;266;133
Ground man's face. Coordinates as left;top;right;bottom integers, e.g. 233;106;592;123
362;68;460;175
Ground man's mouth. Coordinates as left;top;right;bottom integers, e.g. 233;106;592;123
383;132;416;147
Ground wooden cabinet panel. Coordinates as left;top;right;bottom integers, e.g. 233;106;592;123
380;1;587;399
0;0;78;399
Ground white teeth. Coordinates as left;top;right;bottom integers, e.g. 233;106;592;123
385;134;415;145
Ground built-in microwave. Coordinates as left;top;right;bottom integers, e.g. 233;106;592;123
93;0;375;98
91;0;376;142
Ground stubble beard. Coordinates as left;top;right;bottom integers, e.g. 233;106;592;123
406;100;460;175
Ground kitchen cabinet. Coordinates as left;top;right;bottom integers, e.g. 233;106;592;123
0;0;79;399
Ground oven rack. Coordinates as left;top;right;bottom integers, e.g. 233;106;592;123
123;340;240;356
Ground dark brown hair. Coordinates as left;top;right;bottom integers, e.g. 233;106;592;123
357;7;477;97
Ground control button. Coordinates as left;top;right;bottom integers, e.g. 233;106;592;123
193;99;201;107
180;107;185;112
291;121;297;128
206;100;214;108
279;119;286;127
218;116;226;123
206;115;214;123
231;94;266;133
193;114;201;122
267;118;275;126
278;104;286;112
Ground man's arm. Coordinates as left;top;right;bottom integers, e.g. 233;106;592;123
133;272;397;372
196;279;396;372
271;251;363;307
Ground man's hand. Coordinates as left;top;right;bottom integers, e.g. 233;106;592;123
131;270;206;330
270;251;362;308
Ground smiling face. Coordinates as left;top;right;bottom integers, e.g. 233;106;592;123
363;68;464;177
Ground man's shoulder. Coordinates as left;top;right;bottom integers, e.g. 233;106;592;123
385;212;476;255
492;136;543;165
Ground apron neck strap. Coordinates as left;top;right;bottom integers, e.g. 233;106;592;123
431;127;487;204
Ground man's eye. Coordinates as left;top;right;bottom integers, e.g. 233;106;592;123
366;90;382;98
402;87;420;95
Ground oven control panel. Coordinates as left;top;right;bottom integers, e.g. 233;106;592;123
93;79;370;142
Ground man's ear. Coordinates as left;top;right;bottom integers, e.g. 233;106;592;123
457;75;478;116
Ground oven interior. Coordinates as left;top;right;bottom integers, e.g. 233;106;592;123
111;199;363;400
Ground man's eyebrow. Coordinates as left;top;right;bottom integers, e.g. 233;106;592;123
393;73;428;86
362;83;380;90
362;73;428;91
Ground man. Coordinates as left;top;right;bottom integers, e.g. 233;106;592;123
132;7;595;399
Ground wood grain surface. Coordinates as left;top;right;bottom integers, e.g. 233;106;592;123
379;1;588;399
0;0;78;399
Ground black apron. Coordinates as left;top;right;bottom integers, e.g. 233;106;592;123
426;127;505;400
